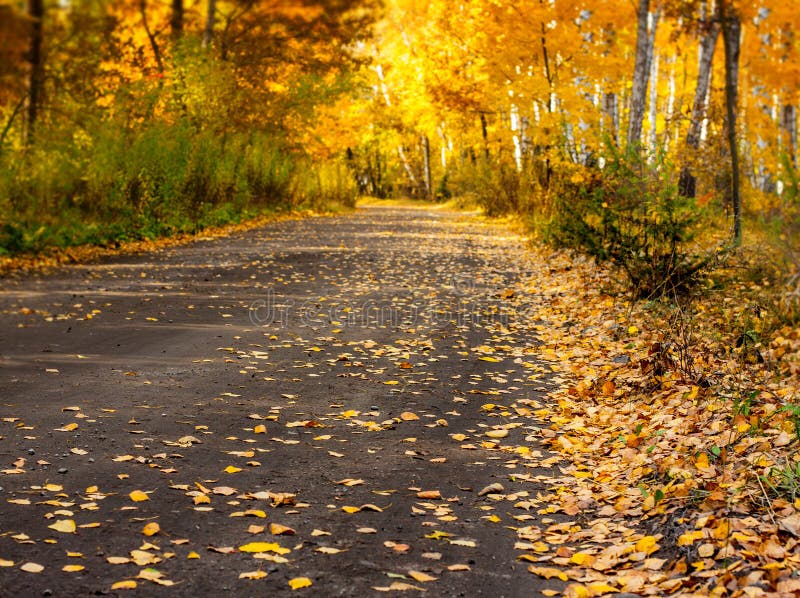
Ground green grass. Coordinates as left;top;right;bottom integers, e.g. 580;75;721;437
0;120;356;256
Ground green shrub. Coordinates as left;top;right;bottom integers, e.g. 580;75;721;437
550;144;716;298
0;119;351;255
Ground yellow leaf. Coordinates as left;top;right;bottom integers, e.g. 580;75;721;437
400;412;419;421
194;494;211;505
240;570;268;580
20;562;44;573
85;485;98;494
224;465;242;474
627;325;639;335
342;506;361;513
239;542;291;555
528;565;567;581
695;453;711;470
383;380;400;385
270;523;296;535
408;570;437;582
416;490;441;499
563;583;591;598
62;565;85;572
187;551;200;559
111;580;137;590
587;582;620;595
373;582;426;591
450;433;467;441
45;483;63;492
106;557;131;564
253;424;267;434
129;490;149;502
677;530;704;546
635;536;659;555
48;519;76;534
142;522;160;537
479;356;500;362
57;423;79;432
288;577;312;590
569;552;596;566
0;559;14;567
485;429;508;439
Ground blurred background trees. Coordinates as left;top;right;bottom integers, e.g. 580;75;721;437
0;0;372;251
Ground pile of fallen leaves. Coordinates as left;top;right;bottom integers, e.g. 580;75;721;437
515;248;800;596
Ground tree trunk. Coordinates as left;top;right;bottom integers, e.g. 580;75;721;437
782;104;798;168
26;0;44;145
479;113;489;159
397;146;417;189
171;0;184;39
720;0;742;245
421;134;432;198
540;21;554;112
203;0;217;48
627;0;653;149
648;52;659;154
603;92;618;144
679;19;720;197
140;0;164;73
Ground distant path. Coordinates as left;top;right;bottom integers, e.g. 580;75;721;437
0;206;562;596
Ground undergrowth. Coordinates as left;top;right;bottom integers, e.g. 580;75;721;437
0;120;356;256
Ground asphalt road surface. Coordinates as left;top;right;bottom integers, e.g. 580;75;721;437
0;206;564;597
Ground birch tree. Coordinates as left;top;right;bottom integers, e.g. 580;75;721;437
627;0;657;149
679;11;721;198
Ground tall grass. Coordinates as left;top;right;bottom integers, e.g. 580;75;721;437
0;119;352;255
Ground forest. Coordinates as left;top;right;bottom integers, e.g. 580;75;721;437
1;1;797;259
2;0;800;595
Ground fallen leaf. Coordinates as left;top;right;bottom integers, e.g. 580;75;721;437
408;571;437;582
62;565;85;572
48;519;76;534
416;490;441;499
142;522;160;537
240;570;268;580
239;542;291;555
478;483;504;496
107;557;131;564
288;577;312;590
373;581;425;592
129;490;149;502
780;513;800;537
20;562;44;573
269;523;296;535
110;580;137;590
